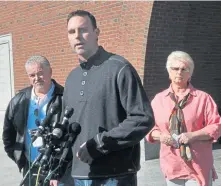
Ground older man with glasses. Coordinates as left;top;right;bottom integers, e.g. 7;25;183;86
2;55;70;186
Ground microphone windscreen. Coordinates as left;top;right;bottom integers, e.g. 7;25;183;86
69;122;81;134
50;102;60;114
52;128;63;139
64;107;74;118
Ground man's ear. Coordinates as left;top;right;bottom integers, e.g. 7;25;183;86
49;67;52;76
95;28;100;37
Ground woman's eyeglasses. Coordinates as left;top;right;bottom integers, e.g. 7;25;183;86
170;67;190;73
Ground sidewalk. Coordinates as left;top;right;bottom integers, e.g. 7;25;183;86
0;139;220;185
137;140;221;186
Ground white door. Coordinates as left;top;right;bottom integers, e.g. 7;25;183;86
0;34;14;129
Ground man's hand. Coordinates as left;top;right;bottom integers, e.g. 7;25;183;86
77;142;93;164
50;180;59;186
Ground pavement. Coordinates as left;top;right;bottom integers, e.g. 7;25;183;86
137;140;221;186
0;128;220;186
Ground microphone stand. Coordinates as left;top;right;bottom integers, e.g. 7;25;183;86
58;123;81;168
19;134;53;186
19;153;43;186
58;133;75;166
20;103;60;186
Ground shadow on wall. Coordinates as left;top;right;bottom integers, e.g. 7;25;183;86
144;1;221;160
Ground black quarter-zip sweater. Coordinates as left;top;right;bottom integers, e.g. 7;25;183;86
64;46;154;179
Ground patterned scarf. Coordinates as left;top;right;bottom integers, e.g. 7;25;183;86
169;92;192;161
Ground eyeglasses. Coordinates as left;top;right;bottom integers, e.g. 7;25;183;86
170;67;190;73
34;108;40;127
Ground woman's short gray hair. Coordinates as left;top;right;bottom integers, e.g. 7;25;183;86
166;51;194;76
25;55;50;70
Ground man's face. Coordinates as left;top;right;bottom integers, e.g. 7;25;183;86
26;63;52;92
67;15;99;60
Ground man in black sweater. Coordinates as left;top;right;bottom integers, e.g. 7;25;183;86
50;10;154;186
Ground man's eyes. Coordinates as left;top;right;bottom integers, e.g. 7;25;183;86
80;28;87;33
69;28;88;34
29;74;35;78
29;72;43;78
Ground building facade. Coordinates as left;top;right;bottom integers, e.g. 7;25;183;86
1;1;221;185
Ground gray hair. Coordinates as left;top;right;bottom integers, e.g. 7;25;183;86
166;51;194;76
25;55;51;70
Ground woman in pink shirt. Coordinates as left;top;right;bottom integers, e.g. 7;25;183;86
146;51;221;186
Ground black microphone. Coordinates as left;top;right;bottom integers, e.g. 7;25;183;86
52;107;74;139
32;103;59;143
40;145;53;166
59;122;81;165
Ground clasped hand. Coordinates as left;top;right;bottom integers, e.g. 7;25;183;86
160;133;175;146
160;132;194;146
178;132;194;144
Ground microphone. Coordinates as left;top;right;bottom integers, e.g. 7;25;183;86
40;145;53;166
32;103;59;143
52;107;74;139
59;122;81;165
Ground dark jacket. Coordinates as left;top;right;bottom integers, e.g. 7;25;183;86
64;46;154;178
2;79;63;171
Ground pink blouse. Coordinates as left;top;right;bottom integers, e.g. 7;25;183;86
146;84;221;186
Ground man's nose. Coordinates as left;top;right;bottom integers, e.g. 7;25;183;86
75;30;81;39
34;74;40;80
177;69;182;73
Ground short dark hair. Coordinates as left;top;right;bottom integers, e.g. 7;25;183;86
67;10;97;29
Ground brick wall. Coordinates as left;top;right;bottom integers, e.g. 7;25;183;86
2;1;221;114
144;1;221;108
0;1;153;92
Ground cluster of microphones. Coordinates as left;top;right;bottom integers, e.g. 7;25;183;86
31;103;81;174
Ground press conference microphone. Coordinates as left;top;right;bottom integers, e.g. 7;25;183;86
40;145;53;166
32;103;59;143
59;122;81;165
52;107;74;139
